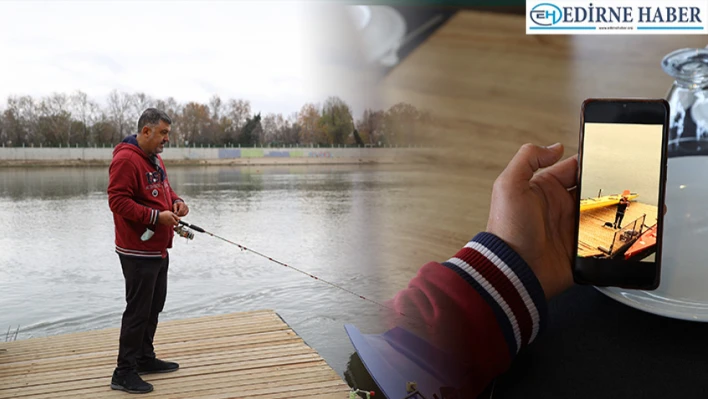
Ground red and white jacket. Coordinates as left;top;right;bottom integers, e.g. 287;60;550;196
389;232;547;397
107;135;183;258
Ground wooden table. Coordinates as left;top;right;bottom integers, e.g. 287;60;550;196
371;10;708;398
377;10;708;291
383;10;706;156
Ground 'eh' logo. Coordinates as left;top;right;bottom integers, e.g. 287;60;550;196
530;3;563;26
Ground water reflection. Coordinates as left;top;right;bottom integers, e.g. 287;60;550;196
0;167;110;199
0;164;408;376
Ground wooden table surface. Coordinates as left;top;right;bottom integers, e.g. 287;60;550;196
376;10;708;292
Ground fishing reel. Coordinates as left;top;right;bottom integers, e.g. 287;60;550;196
141;221;202;242
175;221;206;240
174;224;195;240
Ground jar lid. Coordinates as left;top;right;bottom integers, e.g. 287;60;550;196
662;48;708;86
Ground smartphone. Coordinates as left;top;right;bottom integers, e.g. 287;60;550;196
572;98;669;290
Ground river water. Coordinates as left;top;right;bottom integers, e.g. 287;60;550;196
0;164;411;377
580;123;663;207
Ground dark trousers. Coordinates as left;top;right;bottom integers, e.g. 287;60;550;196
614;212;625;228
116;253;169;374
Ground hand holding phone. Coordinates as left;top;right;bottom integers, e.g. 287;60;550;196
486;142;578;299
572;99;669;290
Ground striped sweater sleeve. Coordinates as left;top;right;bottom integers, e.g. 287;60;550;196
388;232;547;396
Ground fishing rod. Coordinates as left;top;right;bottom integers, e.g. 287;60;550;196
173;220;429;328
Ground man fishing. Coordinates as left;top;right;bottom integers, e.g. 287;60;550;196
614;194;630;229
107;108;188;394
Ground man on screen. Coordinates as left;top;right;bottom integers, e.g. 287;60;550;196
614;195;630;229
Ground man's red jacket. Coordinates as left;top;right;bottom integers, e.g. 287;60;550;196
107;135;183;258
388;232;548;396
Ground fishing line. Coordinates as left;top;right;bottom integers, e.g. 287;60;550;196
176;220;430;328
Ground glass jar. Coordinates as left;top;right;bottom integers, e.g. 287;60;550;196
656;47;708;301
662;47;708;157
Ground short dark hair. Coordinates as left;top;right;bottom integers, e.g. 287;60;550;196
137;108;172;132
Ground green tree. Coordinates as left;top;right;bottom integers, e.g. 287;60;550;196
319;96;354;145
240;113;262;147
352;129;364;146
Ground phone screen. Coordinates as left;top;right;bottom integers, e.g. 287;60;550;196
573;100;668;290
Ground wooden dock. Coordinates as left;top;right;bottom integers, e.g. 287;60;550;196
0;310;350;399
578;201;659;257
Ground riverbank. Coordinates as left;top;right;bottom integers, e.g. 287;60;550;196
0;147;426;167
0;158;396;167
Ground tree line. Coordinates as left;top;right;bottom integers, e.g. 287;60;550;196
0;90;433;148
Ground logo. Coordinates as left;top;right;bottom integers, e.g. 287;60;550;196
152;189;159;197
526;0;708;35
530;3;562;26
145;171;160;185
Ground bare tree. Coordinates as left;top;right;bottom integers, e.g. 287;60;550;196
209;95;223;120
0;105;5;145
36;93;74;146
357;108;385;146
383;102;420;146
71;91;100;145
298;103;324;145
131;92;155;120
107;90;134;142
281;112;301;145
180;102;211;146
225;99;251;144
0;91;428;147
261;113;278;145
4;96;39;145
155;97;183;145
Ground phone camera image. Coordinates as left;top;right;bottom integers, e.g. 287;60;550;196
577;122;663;264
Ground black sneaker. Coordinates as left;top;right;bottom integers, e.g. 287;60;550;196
111;369;153;394
137;358;180;375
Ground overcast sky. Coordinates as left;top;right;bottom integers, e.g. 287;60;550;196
0;1;374;117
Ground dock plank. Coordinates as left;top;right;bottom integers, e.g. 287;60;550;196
0;310;350;398
578;201;659;257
